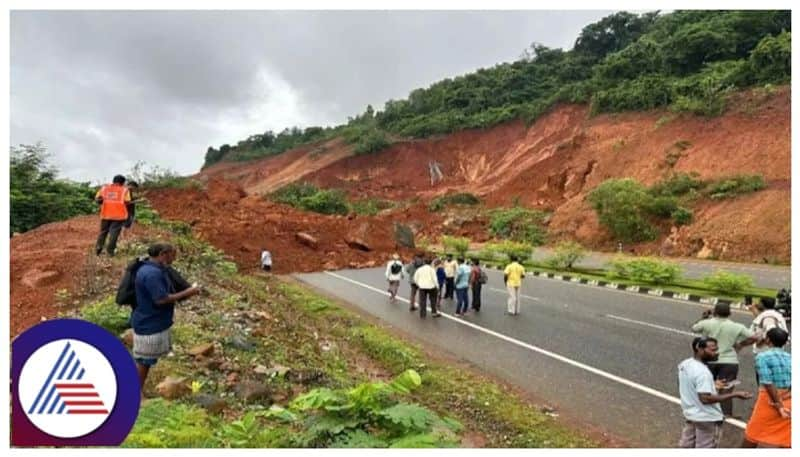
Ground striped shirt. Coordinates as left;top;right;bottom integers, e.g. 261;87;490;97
755;348;791;389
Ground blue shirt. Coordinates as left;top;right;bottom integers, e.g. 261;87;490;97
455;264;471;289
436;267;446;286
132;261;175;335
755;348;791;389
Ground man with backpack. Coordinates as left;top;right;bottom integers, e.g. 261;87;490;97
470;258;486;312
385;253;404;303
131;243;201;389
94;174;131;257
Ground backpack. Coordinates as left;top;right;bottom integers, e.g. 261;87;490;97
390;261;402;275
478;268;488;284
116;256;148;308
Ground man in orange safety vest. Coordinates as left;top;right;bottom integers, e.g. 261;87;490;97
94;174;131;256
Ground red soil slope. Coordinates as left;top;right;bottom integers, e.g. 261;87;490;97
199;87;790;262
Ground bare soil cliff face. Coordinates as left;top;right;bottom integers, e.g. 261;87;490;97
192;87;792;263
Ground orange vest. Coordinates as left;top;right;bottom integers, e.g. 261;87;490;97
99;184;129;220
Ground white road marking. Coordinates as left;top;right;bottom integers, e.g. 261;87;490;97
605;314;698;337
489;287;540;301
321;271;747;430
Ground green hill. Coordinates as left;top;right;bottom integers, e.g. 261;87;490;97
203;10;790;168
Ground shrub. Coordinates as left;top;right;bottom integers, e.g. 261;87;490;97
278;369;461;448
441;235;470;258
648;172;705;198
587;179;657;242
644;195;679;218
350;198;395;216
352;128;392;155
607;256;682;284
702;270;755;295
129;161;201;189
706;174;766;199
544;241;587;270
671;207;694;225
270;182;350;215
10;144;97;234
80;297;131;335
428;193;480;212
484;240;532;262
488;207;548;245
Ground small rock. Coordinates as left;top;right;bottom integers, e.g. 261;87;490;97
234;380;272;402
227;335;255;351
188;343;215;357
345;238;371;252
195;394;227;414
156;376;190;400
200;358;222;371
254;364;269;375
267;364;291;377
295;232;319;249
287;368;326;385
320;341;333;352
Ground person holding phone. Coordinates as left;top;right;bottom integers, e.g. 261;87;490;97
691;304;758;417
132;243;201;389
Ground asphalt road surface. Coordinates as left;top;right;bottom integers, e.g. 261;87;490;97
295;267;785;448
529;248;791;290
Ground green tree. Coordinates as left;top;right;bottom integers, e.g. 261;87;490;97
10;144;97;234
587;179;657;242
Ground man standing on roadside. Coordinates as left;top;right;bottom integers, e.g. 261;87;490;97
385;253;404;303
443;254;458;301
133;243;201;389
504;255;525;315
413;257;441;319
747;297;789;369
691;303;757;417
454;257;471;316
405;254;423;311
95;174;131;256
678;336;753;448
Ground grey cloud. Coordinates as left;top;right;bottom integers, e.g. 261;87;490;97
11;10;616;183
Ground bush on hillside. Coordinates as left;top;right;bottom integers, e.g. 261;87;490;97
441;235;471;258
706;174;766;199
587;179;657;242
428;193;481;212
10;144;97;234
488;207;548;245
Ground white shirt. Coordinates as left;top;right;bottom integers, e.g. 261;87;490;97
678;358;723;422
385;260;404;281
751;309;789;353
260;251;272;266
413;264;439;289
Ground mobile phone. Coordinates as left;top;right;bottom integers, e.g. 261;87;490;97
744;296;753;306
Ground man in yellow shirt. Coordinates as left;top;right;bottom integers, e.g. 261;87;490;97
504;256;526;315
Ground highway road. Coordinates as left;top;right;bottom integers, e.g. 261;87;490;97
294;267;783;448
529;248;791;290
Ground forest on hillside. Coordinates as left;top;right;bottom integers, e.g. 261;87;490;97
203;10;791;168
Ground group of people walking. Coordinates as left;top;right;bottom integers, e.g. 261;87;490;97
679;299;791;448
384;253;527;318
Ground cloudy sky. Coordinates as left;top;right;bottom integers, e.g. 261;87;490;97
11;10;616;183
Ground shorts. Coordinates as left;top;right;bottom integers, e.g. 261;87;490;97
262;264;272;271
135;357;159;367
133;327;172;362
